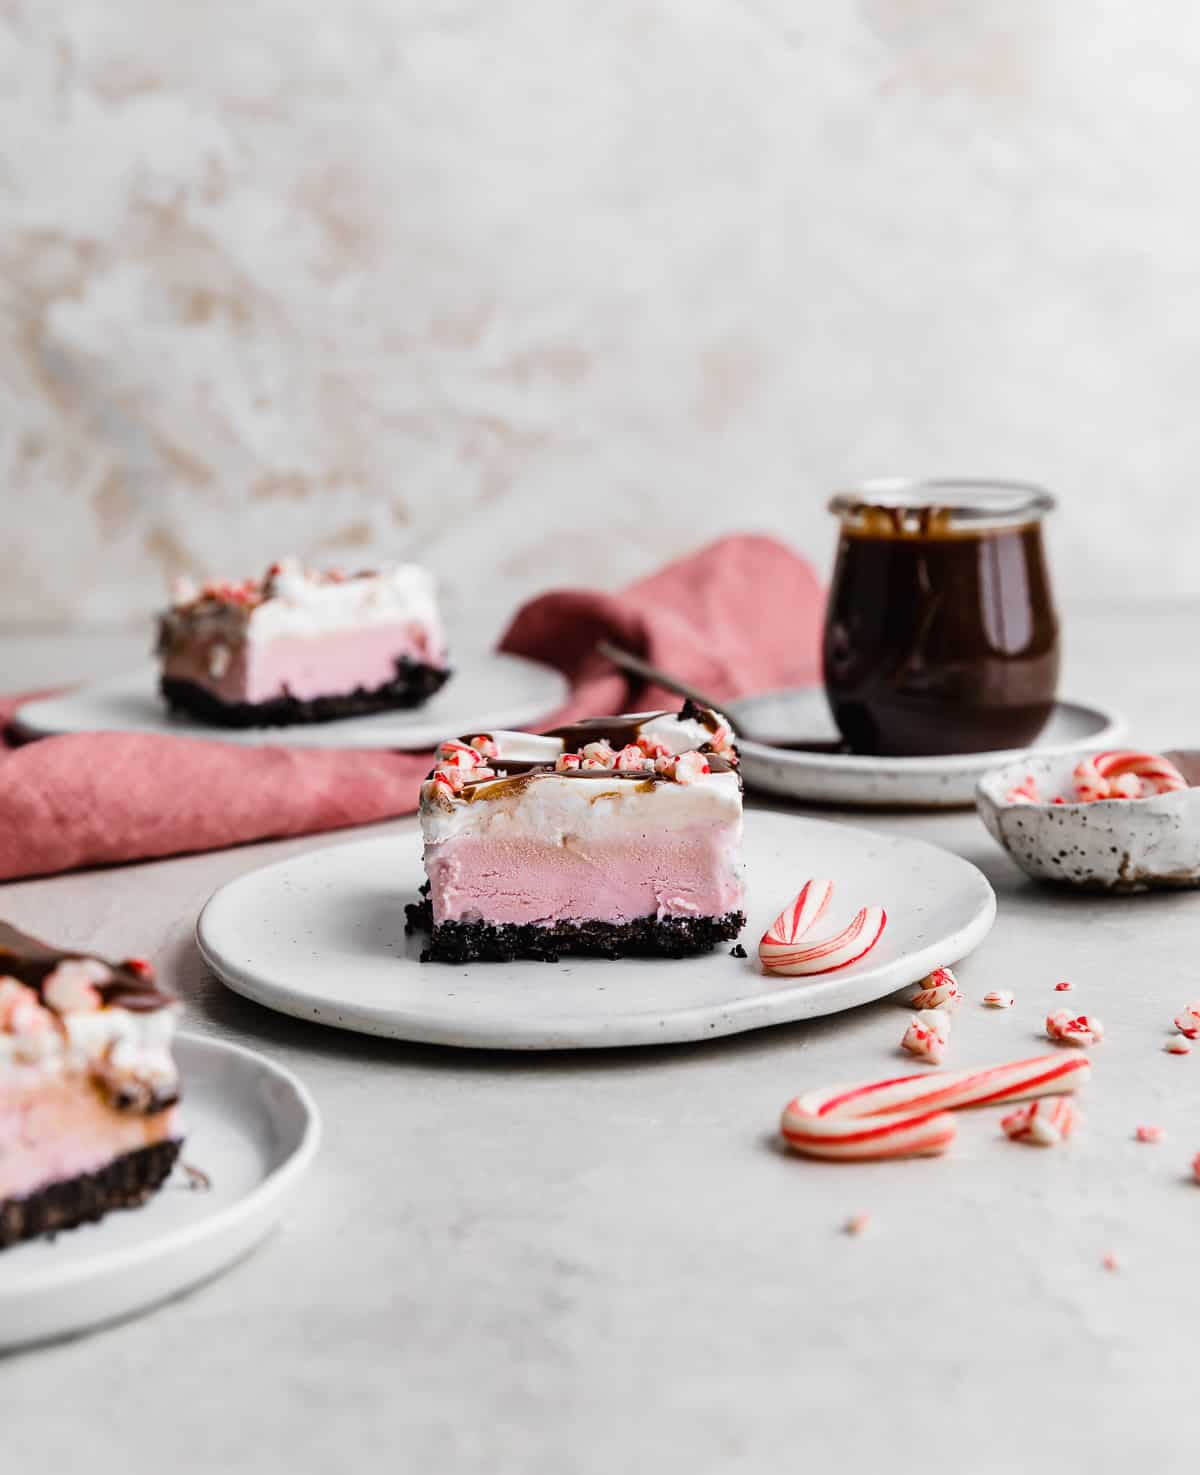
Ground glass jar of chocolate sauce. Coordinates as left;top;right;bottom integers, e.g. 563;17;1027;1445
822;480;1060;757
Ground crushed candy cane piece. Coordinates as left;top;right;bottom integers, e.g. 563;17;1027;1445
901;1010;951;1065
1193;1153;1200;1184
1002;1097;1078;1145
844;1213;870;1237
1135;1125;1164;1144
983;990;1015;1009
1102;1251;1120;1272
1005;774;1042;805
1173;1003;1200;1039
910;966;962;1011
1072;750;1187;803
1165;1035;1192;1055
42;958;109;1015
1046;1009;1104;1047
1055;981;1073;992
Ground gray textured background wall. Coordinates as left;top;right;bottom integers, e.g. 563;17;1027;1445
3;2;1197;634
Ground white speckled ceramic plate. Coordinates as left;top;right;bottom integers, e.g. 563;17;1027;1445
11;652;568;752
0;1034;320;1351
196;813;996;1050
977;749;1200;891
728;689;1125;810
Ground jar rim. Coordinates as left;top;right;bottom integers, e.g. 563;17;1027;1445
829;478;1056;525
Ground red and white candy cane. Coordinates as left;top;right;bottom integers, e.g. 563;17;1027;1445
780;1053;1091;1161
1073;750;1187;802
758;879;887;977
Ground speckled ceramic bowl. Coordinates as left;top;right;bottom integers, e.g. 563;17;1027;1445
976;750;1200;891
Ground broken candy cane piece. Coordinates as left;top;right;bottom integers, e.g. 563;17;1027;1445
1135;1124;1164;1144
758;879;886;977
1073;750;1187;802
901;1010;951;1065
1002;1097;1079;1145
1173;1003;1200;1039
983;991;1015;1009
1046;1009;1104;1047
780;1053;1092;1162
1005;774;1042;805
910;966;962;1011
1165;1035;1192;1055
42;958;109;1015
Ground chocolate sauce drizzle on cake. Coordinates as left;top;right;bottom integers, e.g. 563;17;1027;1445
431;701;740;796
0;922;175;1013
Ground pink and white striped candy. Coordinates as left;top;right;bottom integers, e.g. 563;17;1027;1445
1135;1124;1164;1144
901;1010;951;1065
1005;774;1042;805
1166;1035;1192;1055
1173;1004;1200;1039
983;990;1015;1009
1046;1009;1104;1047
910;966;962;1011
1002;1097;1079;1145
758;879;887;978
1072;750;1187;803
780;1054;1092;1162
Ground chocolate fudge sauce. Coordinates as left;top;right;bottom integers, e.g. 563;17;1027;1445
0;921;175;1012
822;487;1060;757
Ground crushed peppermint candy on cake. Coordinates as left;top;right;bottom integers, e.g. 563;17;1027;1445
409;702;746;964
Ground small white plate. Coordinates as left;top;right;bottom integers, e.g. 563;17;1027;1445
729;689;1125;810
0;1034;320;1351
11;652;568;752
196;813;996;1050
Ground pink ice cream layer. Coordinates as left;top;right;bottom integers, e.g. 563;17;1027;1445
163;621;445;705
427;830;744;927
0;1077;180;1200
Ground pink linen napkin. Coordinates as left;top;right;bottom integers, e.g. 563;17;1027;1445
0;534;823;881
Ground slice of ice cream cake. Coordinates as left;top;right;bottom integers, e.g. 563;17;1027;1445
409;701;746;962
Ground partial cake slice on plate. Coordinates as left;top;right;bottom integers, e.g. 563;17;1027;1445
157;557;450;727
408;701;746;962
0;924;183;1250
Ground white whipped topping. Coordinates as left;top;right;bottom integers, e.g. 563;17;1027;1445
249;559;445;652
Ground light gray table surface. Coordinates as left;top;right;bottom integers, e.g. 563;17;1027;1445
3;611;1198;1474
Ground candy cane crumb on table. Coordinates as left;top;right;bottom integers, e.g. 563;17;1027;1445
983;990;1015;1009
1135;1125;1164;1144
909;966;962;1011
1174;1004;1200;1039
1046;1010;1104;1047
780;1054;1092;1162
1193;1153;1200;1185
1102;1252;1121;1272
901;1010;950;1065
1002;1098;1079;1146
1165;1036;1192;1055
844;1213;870;1236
